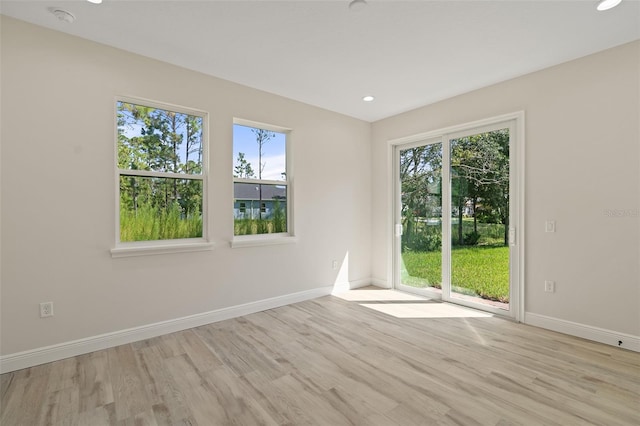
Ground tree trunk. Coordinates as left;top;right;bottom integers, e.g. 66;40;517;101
457;199;464;246
406;216;414;249
503;214;509;246
473;197;478;234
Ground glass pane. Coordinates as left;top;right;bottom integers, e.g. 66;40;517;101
233;124;286;181
119;176;203;242
234;183;287;235
450;129;510;309
117;101;203;175
400;143;442;292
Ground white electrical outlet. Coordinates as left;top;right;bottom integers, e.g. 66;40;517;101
544;281;555;293
332;260;338;270
40;302;54;318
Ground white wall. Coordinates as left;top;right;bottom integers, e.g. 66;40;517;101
2;16;638;365
0;17;372;357
371;41;640;338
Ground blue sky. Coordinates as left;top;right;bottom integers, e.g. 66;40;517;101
118;103;286;180
233;124;286;181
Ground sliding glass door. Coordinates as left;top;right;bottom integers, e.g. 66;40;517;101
397;139;444;295
394;117;521;318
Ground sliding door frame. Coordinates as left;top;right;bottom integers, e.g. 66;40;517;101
389;112;525;321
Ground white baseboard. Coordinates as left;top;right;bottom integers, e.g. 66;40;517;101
525;312;640;353
8;288;633;374
349;278;372;289
330;278;373;293
370;278;390;288
0;286;333;374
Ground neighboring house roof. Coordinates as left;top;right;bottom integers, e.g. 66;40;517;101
234;182;286;201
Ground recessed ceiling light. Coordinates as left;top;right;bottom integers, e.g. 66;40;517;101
597;0;622;11
87;0;103;4
349;0;367;11
49;8;76;23
363;95;375;102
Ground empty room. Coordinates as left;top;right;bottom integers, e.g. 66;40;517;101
1;1;638;425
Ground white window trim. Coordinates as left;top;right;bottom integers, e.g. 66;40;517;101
111;96;212;258
231;233;298;249
231;118;295;248
111;240;214;258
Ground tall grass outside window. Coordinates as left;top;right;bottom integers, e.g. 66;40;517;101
117;99;206;243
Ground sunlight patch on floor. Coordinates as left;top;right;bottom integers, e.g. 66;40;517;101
360;302;493;319
332;288;427;302
333;287;494;319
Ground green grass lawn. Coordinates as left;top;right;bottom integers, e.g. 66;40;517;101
402;246;509;302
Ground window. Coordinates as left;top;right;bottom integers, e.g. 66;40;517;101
233;120;290;239
115;98;207;248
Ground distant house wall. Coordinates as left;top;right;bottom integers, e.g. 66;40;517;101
232;182;287;219
233;200;287;219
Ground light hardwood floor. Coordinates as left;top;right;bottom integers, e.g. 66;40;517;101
1;289;639;425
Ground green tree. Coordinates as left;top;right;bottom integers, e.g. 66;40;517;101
251;128;275;219
184;115;202;174
400;144;442;250
272;199;286;233
234;152;255;178
450;130;509;246
473;130;510;245
252;128;274;179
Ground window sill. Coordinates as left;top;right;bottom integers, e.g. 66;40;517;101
231;234;298;249
111;240;214;258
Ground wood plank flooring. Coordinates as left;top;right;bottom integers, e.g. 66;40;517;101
1;289;639;425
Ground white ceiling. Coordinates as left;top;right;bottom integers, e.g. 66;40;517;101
2;0;639;122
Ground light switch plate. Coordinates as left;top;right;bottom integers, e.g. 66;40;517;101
545;220;556;233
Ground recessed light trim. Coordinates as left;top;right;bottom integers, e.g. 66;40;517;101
349;0;367;11
597;0;622;11
50;8;76;23
362;95;375;102
87;0;103;4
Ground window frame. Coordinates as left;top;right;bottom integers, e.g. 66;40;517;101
111;96;213;258
231;118;296;248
